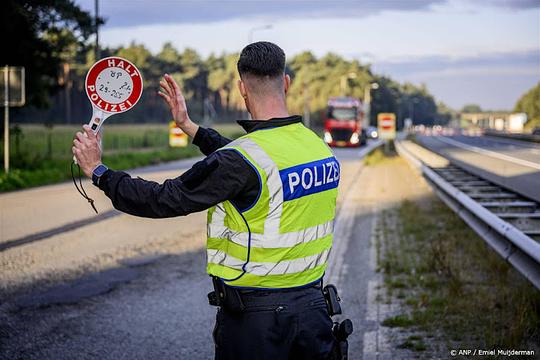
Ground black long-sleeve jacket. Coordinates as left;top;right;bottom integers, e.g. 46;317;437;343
96;116;303;218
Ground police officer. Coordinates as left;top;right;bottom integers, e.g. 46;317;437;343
72;42;341;359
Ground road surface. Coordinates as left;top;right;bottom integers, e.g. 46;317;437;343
416;134;540;202
1;139;431;359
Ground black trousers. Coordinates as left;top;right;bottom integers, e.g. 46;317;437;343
212;285;336;360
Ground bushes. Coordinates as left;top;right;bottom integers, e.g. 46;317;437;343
0;124;244;192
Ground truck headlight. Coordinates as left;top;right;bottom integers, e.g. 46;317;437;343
350;132;360;144
370;130;378;138
324;131;333;143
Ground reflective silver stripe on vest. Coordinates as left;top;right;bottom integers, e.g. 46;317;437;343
208;219;334;249
226;138;283;237
207;248;330;276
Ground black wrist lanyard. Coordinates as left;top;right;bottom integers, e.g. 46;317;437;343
71;160;98;214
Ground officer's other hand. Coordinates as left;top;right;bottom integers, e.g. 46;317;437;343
72;125;102;178
158;74;198;133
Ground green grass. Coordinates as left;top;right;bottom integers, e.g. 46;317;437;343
0;123;244;192
382;314;415;328
379;197;540;351
364;147;387;166
398;335;427;351
364;141;396;166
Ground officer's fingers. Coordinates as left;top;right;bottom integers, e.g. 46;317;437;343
174;84;185;101
75;132;88;145
163;75;174;93
73;138;82;148
159;77;175;100
160;79;173;96
159;84;172;101
96;130;102;142
83;125;96;141
165;74;181;96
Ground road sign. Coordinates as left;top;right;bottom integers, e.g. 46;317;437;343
85;56;143;133
2;66;26;173
377;113;396;140
169;121;188;147
0;67;25;107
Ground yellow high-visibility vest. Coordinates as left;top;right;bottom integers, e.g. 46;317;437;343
207;122;340;288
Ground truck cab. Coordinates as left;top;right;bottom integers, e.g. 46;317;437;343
323;97;366;147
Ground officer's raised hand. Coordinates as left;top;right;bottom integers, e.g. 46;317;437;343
72;125;102;177
158;74;199;137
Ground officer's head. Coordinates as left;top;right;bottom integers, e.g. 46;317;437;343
237;41;291;115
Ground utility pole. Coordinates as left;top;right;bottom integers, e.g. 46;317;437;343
409;97;419;125
303;77;310;129
63;63;72;124
363;82;378;129
3;66;9;173
2;66;25;172
95;0;100;60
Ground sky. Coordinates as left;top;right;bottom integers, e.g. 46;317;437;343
77;0;540;111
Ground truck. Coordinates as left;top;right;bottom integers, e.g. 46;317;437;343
323;97;366;147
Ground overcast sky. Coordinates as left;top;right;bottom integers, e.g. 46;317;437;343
77;0;540;111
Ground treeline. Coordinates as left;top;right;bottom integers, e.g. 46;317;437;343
514;82;540;130
12;42;449;128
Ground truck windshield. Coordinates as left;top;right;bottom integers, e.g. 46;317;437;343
328;107;357;120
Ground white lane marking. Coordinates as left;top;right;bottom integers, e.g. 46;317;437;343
326;191;356;286
368;221;378;272
365;280;379;322
436;136;540;170
363;209;392;360
362;331;378;360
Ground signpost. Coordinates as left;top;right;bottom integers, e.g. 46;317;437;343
72;57;144;213
169;121;188;147
377;113;396;153
377;113;396;140
1;66;25;173
85;56;143;134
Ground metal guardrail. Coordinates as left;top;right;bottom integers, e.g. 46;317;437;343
395;140;540;290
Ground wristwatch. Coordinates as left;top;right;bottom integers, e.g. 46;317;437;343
92;164;109;187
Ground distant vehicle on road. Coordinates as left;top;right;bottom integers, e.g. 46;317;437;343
323;97;366;147
532;127;540;136
367;126;378;139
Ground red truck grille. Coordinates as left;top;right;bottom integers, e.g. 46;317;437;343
330;128;353;142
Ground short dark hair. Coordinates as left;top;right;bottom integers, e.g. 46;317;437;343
237;41;285;78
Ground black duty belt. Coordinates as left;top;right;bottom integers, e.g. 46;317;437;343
207;276;322;313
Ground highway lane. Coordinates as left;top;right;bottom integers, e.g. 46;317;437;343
416;134;540;202
486;136;540;161
0;141;383;359
441;135;540;167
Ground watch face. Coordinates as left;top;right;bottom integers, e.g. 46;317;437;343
93;164;108;177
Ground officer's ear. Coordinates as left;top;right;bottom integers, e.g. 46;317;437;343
238;79;247;99
284;74;291;95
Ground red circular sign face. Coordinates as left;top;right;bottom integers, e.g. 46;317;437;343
85;56;143;114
